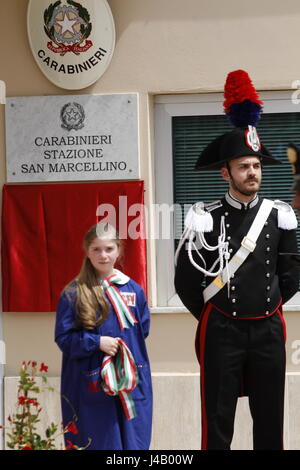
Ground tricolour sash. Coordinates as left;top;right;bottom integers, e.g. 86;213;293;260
101;338;139;420
100;270;137;330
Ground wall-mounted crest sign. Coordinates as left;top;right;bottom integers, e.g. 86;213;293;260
27;0;115;90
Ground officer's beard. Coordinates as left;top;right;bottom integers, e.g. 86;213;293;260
229;176;261;197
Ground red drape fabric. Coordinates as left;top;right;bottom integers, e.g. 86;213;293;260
1;181;147;312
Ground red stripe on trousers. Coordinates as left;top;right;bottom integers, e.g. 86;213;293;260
277;306;286;344
195;302;213;451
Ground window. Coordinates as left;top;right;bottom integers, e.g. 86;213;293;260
154;91;300;310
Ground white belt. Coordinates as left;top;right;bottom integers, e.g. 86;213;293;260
203;198;275;303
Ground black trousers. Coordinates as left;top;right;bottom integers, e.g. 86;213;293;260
197;303;286;450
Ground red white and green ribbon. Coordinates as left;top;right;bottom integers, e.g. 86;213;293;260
101;338;139;420
100;270;137;330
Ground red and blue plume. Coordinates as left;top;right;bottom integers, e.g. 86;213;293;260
223;70;263;128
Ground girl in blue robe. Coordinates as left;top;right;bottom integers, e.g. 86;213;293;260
55;223;153;450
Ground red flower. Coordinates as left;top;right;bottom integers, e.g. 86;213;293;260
40;362;48;373
65;421;79;435
65;440;76;450
18;396;26;405
31;361;37;368
21;445;33;450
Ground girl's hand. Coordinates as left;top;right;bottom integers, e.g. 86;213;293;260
100;336;119;356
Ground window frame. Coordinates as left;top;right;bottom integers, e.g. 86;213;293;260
154;90;300;312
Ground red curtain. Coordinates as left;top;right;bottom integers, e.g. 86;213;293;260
2;181;147;312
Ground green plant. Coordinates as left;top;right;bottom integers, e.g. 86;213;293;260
3;361;83;450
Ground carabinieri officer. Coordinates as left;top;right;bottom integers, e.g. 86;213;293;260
174;70;299;450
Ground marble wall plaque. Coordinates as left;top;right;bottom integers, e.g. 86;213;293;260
5;93;139;182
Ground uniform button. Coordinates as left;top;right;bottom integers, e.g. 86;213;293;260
231;274;235;279
229;248;233;253
226;224;230;228
227;236;231;241
232;298;236;303
265;311;270;315
225;212;229;216
266;247;271;252
266;286;271;291
231;286;236;291
266;234;270;239
267;298;271;303
266;273;270;278
232;312;237;317
266;260;270;265
265;221;268;226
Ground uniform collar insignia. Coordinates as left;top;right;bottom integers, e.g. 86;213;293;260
225;192;259;210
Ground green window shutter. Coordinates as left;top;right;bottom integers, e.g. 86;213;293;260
173;112;300;251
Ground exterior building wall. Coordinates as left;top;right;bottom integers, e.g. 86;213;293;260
1;1;300;432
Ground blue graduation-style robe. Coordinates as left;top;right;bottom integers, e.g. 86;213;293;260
55;274;153;450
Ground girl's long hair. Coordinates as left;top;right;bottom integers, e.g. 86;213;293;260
69;223;121;330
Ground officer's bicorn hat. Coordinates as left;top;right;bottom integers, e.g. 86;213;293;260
195;70;281;170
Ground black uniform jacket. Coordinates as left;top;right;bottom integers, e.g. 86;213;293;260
175;193;299;320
